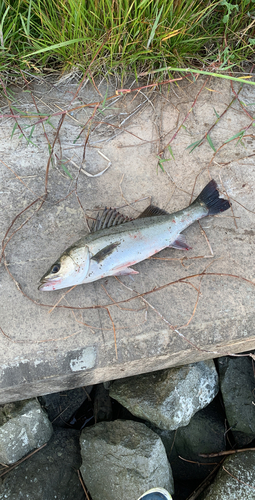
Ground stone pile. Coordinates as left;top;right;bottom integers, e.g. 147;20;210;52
0;355;254;500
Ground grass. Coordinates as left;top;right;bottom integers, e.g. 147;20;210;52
0;0;255;82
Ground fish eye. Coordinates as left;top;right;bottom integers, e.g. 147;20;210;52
51;263;61;274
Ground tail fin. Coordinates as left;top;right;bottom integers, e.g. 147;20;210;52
194;179;230;215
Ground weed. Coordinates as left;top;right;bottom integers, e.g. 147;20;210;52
0;0;254;80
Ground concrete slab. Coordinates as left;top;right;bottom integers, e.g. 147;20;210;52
0;76;255;403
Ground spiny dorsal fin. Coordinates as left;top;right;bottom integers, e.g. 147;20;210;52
90;204;169;232
137;204;169;218
90;208;132;232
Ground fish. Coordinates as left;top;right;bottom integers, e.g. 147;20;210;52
39;179;230;291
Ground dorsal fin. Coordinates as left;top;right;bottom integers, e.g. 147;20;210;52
90;204;169;232
90;208;132;232
137;204;169;218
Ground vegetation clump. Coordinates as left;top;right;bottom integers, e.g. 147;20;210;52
0;0;254;80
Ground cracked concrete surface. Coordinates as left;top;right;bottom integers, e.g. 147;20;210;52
0;75;255;403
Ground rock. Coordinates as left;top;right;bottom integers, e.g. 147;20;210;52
38;386;93;426
109;361;219;430
152;397;226;481
218;356;255;446
201;451;255;499
0;399;53;464
0;428;85;500
80;420;174;500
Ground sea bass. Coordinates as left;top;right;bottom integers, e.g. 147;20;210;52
39;180;230;291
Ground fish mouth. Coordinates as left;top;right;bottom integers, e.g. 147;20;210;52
38;277;62;291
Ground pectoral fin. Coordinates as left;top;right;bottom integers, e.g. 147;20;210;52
91;242;121;263
169;234;191;251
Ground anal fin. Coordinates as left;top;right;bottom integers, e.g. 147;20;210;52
169;234;191;251
114;267;139;276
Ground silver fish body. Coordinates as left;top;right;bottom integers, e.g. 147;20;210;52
39;180;230;291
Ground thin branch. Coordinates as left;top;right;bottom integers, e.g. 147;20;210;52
78;470;91;500
0;443;47;478
159;76;210;154
104;307;118;359
200;447;255;458
70;33;110;103
222;466;255;490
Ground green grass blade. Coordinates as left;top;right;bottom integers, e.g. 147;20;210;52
142;67;255;88
0;5;10;49
101;88;108;109
19;14;28;37
27;0;32;36
11;122;18;139
186;139;202;153
156;154;172;172
61;162;73;179
206;134;216;152
168;145;175;160
147;5;164;49
213;108;220;119
28;124;35;143
22;38;92;57
225;130;245;143
158;161;165;172
11;106;30;116
45;118;55;128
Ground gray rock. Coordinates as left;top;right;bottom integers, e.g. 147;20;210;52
201;451;255;499
0;428;85;500
109;361;218;430
0;399;53;464
80;420;174;500
218;356;255;445
152;398;226;481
